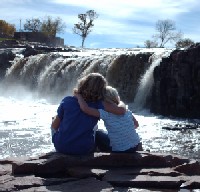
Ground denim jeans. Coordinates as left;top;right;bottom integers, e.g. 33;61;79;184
95;129;143;153
113;142;143;153
95;129;112;152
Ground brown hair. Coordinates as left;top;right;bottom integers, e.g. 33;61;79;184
104;86;120;105
75;73;107;102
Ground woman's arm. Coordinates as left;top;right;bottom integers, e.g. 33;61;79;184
132;114;139;128
103;100;126;115
76;94;100;117
75;91;126;116
51;115;61;130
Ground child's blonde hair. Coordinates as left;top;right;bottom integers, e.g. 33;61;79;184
104;86;120;105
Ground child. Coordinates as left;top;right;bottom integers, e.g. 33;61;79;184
75;86;142;153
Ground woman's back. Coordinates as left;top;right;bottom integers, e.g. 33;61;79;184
52;96;104;155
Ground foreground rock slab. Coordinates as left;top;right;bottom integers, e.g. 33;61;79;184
0;151;200;191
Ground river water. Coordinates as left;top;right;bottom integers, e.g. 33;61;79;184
0;94;199;160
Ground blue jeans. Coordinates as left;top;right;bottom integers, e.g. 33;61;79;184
95;129;143;153
95;129;112;152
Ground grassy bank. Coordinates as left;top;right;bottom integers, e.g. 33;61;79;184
0;38;15;41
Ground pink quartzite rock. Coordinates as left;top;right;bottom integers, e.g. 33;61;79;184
0;151;199;191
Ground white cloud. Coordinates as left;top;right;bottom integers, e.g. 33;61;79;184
52;0;199;19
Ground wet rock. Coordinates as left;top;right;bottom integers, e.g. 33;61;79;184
67;167;108;179
107;53;152;102
103;174;184;189
0;40;22;48
11;152;190;176
162;123;200;131
21;46;41;57
19;177;113;192
0;50;15;79
151;43;200;118
0;164;12;176
174;160;200;175
0;151;200;191
180;176;200;189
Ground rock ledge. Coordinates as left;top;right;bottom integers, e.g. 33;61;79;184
0;151;200;191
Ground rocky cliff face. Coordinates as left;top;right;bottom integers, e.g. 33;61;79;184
0;50;15;80
107;53;151;102
151;44;200;118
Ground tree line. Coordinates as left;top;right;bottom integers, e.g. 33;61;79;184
0;10;98;48
0;20;16;38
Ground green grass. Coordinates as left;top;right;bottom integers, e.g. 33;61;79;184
0;38;15;41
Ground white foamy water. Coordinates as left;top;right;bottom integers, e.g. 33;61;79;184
0;96;57;158
133;51;171;110
0;95;199;160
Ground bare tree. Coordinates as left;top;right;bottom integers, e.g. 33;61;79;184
144;40;158;48
153;19;182;47
24;18;42;32
175;38;195;49
73;10;98;48
41;16;66;37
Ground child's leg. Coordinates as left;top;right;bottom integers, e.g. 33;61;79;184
113;142;143;153
136;142;143;151
95;129;112;152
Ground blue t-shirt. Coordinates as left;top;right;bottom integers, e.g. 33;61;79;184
52;96;104;155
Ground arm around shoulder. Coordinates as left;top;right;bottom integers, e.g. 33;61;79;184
75;93;100;117
132;114;139;128
103;101;126;115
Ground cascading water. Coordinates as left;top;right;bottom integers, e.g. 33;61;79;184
4;52;142;104
133;50;172;111
3;53;118;103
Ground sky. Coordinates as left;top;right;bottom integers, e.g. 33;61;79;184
1;0;200;48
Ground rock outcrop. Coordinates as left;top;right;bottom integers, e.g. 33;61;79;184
0;50;15;79
107;53;152;102
0;152;200;191
151;44;200;118
0;40;23;48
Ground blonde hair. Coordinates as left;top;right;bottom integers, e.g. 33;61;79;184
104;86;120;105
75;73;107;102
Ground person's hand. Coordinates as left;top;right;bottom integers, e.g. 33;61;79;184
73;88;78;97
134;120;139;129
73;89;83;101
52;116;56;122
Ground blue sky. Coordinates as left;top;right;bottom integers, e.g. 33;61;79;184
1;0;200;48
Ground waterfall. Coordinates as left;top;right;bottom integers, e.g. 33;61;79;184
133;50;172;111
2;48;171;106
3;53;118;103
